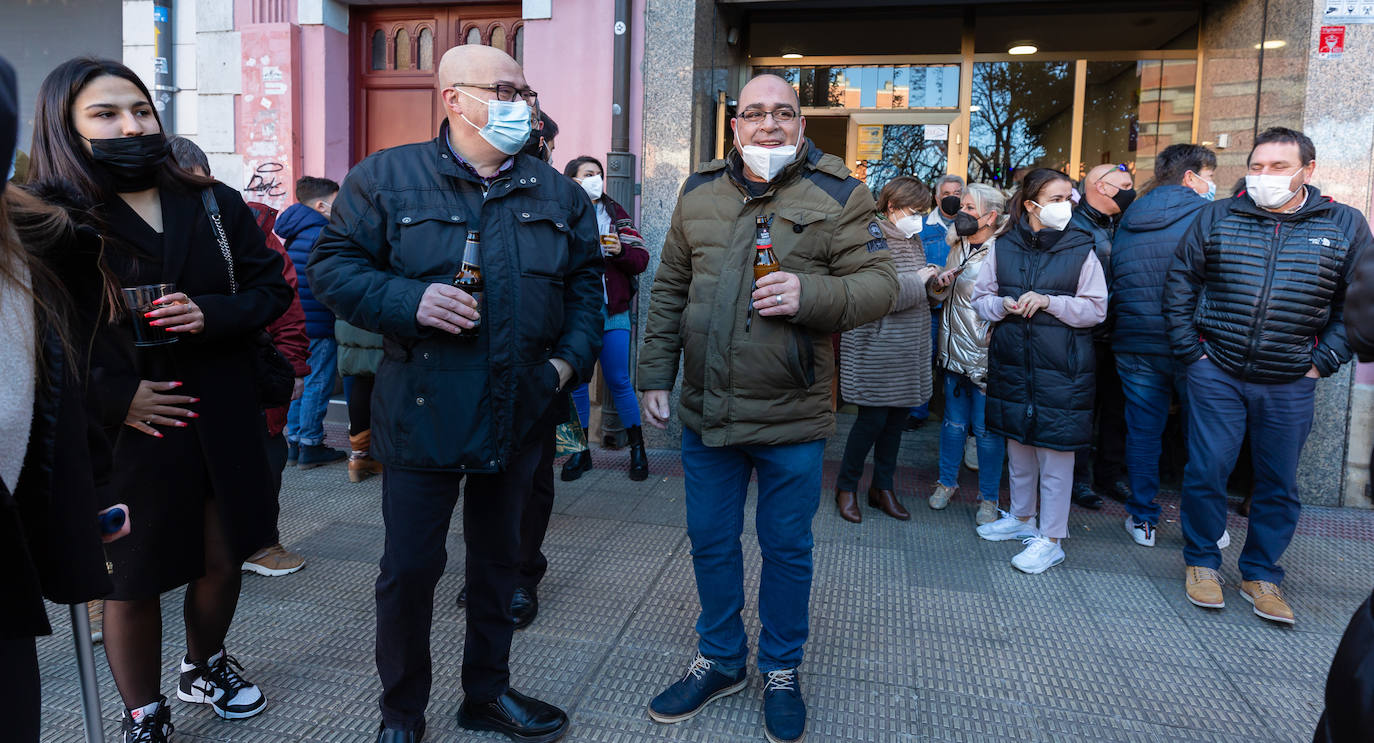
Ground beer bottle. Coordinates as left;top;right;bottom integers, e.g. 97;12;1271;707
453;230;484;338
747;215;780;332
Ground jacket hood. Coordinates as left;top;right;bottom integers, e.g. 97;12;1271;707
274;202;328;239
1119;185;1209;232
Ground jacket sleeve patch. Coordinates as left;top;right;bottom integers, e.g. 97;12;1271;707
867;221;883;238
866;238;889;253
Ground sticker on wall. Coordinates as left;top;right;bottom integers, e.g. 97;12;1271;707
924;125;949;141
1319;26;1347;58
1324;4;1374;23
856;125;883;160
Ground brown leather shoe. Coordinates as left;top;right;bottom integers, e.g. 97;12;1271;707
867;487;911;521
1240;580;1295;624
836;489;862;523
348;429;384;483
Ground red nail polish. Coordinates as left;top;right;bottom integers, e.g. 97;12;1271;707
153;431;164;438
176;421;188;427
143;311;155;318
188;412;200;418
189;397;201;403
171;381;182;387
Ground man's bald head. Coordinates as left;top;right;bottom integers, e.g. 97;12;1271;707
1083;163;1134;215
1084;164;1116;187
738;74;801;111
437;44;525;91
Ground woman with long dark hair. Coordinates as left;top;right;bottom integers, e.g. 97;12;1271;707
28;58;292;741
970;168;1106;575
559;155;651;481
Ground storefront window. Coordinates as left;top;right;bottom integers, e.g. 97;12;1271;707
967;61;1075;188
1081;60;1197;184
858;124;949;195
756;65;959;109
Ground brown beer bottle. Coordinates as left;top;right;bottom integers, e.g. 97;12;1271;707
747;215;780;332
453;230;484;338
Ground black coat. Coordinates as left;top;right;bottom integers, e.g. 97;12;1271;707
985;219;1098;451
71;182;292;598
1165;188;1369;382
1;224;113;639
309;122;604;472
1110;185;1209;358
1313;588;1374;743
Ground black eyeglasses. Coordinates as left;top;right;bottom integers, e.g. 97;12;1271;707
737;107;798;124
452;82;539;103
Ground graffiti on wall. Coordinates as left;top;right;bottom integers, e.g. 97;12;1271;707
239;32;299;211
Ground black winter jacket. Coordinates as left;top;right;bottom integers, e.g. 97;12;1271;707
1164;188;1369;382
1069;202;1116;341
985;219;1099;451
308;123;604;472
1110;185;1210;357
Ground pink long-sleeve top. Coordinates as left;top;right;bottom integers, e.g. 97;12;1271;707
971;241;1108;328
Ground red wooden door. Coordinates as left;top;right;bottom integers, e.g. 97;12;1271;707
352;3;523;164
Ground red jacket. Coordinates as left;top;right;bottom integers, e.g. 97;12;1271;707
249;202;310;437
602;195;649;316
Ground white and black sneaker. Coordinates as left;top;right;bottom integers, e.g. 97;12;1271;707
177;650;267;720
122;696;173;742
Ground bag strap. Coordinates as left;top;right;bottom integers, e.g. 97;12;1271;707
200;189;238;295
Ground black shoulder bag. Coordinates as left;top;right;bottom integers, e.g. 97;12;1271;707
201;189;296;408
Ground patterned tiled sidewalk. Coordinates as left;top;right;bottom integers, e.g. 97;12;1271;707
35;416;1374;742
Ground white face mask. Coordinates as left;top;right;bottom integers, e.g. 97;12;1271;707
893;212;924;238
739;144;797;183
579;173;603;201
1245;170;1303;209
1033;200;1074;231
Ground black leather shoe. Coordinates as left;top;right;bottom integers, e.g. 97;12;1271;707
456;584;467;608
1107;480;1133;503
1071;482;1104;510
512;587;538;630
457;688;568;743
903;415;926;431
626;425;649;482
560;450;592;482
375;721;425;742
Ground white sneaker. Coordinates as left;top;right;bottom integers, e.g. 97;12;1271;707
964;437;979;471
1125;515;1156;547
1217;530;1231;549
1011;536;1065;574
976;513;1040;542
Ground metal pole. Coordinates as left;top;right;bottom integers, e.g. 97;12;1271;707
602;0;637;447
153;0;175;131
70;604;104;743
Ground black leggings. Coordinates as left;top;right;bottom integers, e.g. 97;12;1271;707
837;405;909;491
348;375;374;436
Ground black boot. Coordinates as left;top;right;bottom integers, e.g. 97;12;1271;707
560;449;592;481
627;426;649;482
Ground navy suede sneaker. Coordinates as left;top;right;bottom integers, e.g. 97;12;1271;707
763;668;805;743
647;654;747;724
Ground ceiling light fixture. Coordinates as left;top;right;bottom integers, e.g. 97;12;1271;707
1008;43;1038;55
782;52;804;59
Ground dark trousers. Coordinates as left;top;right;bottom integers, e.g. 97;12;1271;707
347;375;374;436
0;636;39;742
836;406;908;491
517;424;558;591
262;425;287;546
1075;342;1127;488
374;434;547;730
1180;358;1314;584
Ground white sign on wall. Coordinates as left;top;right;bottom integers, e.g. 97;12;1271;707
1324;3;1374;24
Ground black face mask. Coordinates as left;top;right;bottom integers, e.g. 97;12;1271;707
86;132;168;192
940;195;963;217
953;211;981;237
1110;186;1137;214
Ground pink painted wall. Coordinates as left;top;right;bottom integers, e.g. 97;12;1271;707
523;0;647;219
238;25;302;212
300;24;351;184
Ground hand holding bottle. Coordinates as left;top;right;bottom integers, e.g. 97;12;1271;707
752;271;800;317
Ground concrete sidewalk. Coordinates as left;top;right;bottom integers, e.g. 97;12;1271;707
35;417;1374;742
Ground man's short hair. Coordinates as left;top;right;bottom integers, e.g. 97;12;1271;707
296;176;339;205
934;174;965;194
1250;127;1316;165
1154;144;1217;186
167;136;211;175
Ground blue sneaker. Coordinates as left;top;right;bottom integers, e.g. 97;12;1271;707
763;668;805;743
647;654;747;724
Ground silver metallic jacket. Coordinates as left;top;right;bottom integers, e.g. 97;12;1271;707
929;235;995;388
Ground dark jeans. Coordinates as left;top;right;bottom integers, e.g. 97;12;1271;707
1116;353;1188;526
0;636;39;742
517;423;558;591
1075;341;1127;488
836;406;908;491
1180;358;1314;584
681;428;824;672
374;430;547;730
262;420;288;546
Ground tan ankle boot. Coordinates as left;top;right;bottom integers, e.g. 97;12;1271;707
348;429;384;483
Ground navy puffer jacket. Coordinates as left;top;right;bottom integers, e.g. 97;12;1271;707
1110;185;1209;357
276;203;335;339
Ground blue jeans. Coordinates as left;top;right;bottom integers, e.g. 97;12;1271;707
910;318;940;420
1116;353;1188;526
681;428;824;672
286;337;337;446
571;328;641;428
937;372;1005;501
1180;358;1314;584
